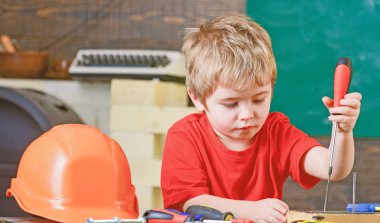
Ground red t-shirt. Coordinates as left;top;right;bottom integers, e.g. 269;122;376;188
161;112;321;210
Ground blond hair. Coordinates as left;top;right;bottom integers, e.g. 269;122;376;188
182;15;277;104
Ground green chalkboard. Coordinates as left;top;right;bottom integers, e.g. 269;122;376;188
247;1;380;137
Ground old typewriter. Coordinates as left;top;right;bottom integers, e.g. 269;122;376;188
69;49;186;83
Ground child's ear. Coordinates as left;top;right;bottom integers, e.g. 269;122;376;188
187;88;205;112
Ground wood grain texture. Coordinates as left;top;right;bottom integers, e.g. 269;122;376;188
0;0;245;60
286;210;380;223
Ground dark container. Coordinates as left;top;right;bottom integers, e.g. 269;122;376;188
0;86;83;216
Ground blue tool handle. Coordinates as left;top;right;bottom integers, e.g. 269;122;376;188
346;203;380;213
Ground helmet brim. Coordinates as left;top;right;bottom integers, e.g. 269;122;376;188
7;185;139;223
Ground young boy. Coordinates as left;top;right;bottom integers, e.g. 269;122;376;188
160;15;361;223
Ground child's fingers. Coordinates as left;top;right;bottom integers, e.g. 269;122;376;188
270;203;287;215
322;96;334;109
278;200;289;212
268;199;289;213
268;212;287;223
324;92;362;110
329;106;358;117
264;210;286;223
340;96;361;110
269;200;288;222
345;92;362;100
329;92;361;115
271;210;287;222
324;92;361;132
328;114;356;123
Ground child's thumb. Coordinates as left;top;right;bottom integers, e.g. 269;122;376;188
322;96;334;109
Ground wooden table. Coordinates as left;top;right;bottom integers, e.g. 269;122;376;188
0;217;57;223
287;210;380;223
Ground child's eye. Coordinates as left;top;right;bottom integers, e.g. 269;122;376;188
223;102;238;108
253;98;265;104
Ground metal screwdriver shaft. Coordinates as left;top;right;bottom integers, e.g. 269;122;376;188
87;217;144;223
323;121;338;212
352;172;357;213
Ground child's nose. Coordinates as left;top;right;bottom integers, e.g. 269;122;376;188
238;105;254;121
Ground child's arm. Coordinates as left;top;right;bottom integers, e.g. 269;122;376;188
184;194;288;223
303;92;362;180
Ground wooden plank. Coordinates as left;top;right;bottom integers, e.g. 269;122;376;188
0;0;245;59
111;79;187;106
110;105;196;133
151;186;164;210
111;132;165;159
129;160;161;187
134;185;163;213
286;210;380;223
0;217;53;223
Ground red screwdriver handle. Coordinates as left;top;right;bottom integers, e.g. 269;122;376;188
333;57;352;107
143;209;193;223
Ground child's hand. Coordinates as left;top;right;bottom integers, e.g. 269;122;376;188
322;92;362;133
245;198;288;223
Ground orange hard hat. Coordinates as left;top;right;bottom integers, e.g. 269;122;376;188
6;124;139;223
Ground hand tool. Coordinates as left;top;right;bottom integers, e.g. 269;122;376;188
352;171;357;213
185;205;234;221
346;203;380;213
203;220;253;223
86;218;253;223
87;208;253;223
323;57;352;213
87;209;193;223
86;217;144;223
144;209;194;223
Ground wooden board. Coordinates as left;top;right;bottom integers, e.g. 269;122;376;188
0;0;244;60
287;210;380;223
110;105;196;133
111;79;187;106
0;217;56;223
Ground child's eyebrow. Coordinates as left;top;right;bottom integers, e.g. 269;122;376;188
217;97;239;101
217;90;271;101
252;90;271;96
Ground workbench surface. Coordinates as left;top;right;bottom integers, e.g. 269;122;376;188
0;217;56;223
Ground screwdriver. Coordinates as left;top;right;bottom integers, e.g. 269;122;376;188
185;205;234;221
323;57;352;212
87;208;253;223
87;209;193;223
144;209;194;223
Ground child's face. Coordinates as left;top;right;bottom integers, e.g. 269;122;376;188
201;84;272;150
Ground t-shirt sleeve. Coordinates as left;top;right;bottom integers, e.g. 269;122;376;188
274;113;322;189
161;128;209;210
